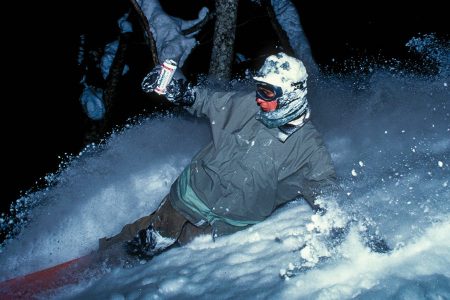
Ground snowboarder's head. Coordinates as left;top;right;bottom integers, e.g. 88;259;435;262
253;52;309;128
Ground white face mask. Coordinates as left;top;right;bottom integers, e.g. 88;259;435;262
256;91;309;128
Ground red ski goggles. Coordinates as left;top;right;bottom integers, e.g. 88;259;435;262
255;82;283;101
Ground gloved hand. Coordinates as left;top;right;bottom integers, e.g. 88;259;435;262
141;65;162;94
165;78;196;105
141;66;196;106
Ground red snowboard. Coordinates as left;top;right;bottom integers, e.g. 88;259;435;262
0;253;104;299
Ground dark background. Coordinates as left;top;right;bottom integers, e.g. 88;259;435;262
2;0;448;215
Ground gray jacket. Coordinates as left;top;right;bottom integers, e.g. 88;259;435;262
170;87;337;234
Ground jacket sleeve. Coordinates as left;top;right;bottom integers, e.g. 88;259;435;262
185;87;237;119
298;145;340;211
276;140;339;212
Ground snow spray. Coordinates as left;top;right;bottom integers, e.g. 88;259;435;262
154;59;178;95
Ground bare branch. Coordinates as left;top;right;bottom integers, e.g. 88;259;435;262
181;11;214;36
128;0;159;65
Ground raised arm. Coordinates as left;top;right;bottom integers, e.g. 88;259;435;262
141;66;238;119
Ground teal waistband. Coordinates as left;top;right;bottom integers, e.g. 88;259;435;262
177;167;258;227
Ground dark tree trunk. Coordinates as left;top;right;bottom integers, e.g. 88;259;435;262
209;0;238;82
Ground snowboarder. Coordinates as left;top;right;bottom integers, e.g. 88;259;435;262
98;52;339;261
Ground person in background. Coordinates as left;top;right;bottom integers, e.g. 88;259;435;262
98;52;340;260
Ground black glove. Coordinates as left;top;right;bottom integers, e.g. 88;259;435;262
141;65;161;94
165;78;196;106
141;66;196;106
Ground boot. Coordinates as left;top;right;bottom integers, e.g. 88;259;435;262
125;225;176;260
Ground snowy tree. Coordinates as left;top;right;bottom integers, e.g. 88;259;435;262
138;0;209;66
270;0;318;74
77;0;315;141
78;0;208;142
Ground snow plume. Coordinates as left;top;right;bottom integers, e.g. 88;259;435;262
138;0;208;66
1;43;450;298
0;114;211;280
406;33;450;74
309;52;450;247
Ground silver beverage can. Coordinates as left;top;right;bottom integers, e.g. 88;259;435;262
154;59;178;95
